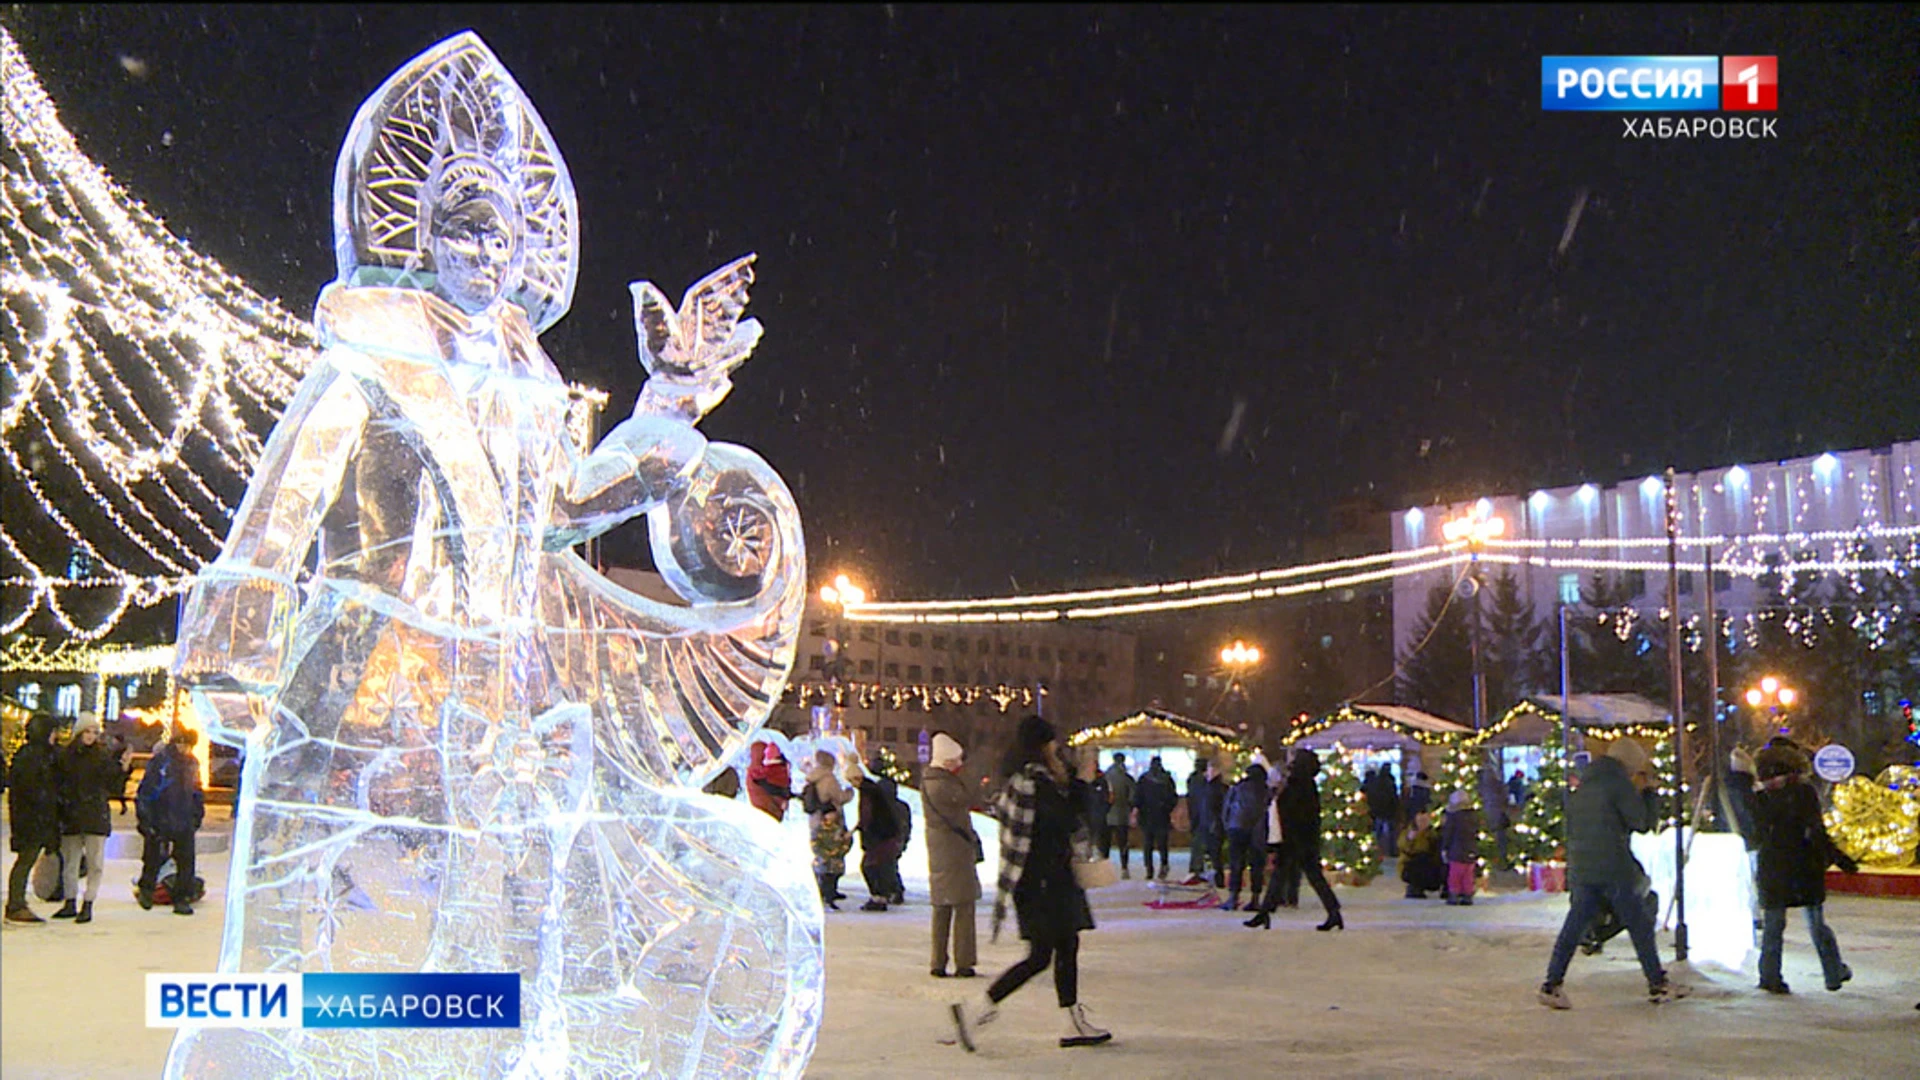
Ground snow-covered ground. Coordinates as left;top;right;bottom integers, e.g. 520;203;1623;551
5;806;1915;1079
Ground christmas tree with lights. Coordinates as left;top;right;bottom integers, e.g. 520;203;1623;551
1318;745;1379;879
0;26;314;644
1508;723;1567;868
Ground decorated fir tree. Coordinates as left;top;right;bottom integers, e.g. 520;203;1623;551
1434;735;1503;870
1318;744;1380;879
1509;724;1567;868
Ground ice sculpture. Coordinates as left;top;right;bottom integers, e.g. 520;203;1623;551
165;31;817;1079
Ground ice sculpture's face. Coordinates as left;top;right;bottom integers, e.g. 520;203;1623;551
430;188;521;314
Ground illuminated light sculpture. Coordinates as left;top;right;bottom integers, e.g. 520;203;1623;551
164;33;815;1079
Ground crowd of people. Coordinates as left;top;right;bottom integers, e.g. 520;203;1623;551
4;713;206;924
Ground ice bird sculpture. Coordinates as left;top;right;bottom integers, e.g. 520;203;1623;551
165;31;818;1079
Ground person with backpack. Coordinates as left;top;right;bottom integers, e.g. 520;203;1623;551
136;727;206;915
856;755;903;911
923;733;982;978
53;714;122;923
5;713;62;924
1219;761;1270;911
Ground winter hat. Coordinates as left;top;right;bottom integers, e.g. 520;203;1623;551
761;742;786;766
1014;714;1056;757
930;732;964;770
73;712;103;736
1290;749;1321;780
1755;744;1807;782
1729;747;1756;776
1447;790;1469;811
1604;737;1651;777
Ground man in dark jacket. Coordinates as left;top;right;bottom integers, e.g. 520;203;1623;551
5;713;62;923
1100;754;1136;879
1132;757;1178;881
1538;738;1690;1008
1753;743;1857;993
1365;766;1401;858
1219;763;1269;910
1249;750;1343;930
136;728;206;915
1185;759;1224;883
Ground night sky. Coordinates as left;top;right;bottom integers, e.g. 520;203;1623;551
9;5;1916;602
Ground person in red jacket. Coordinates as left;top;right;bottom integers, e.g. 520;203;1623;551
746;741;793;822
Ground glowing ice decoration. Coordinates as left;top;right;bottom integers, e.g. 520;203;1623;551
165;32;818;1079
1631;830;1755;973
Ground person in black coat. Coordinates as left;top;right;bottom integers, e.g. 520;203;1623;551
855;759;903;911
1753;744;1858;994
1246;750;1343;931
53;714;124;923
6;713;63;922
950;715;1110;1051
1184;759;1225;884
1131;757;1179;881
136;727;206;915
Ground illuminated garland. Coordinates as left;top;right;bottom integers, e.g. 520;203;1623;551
868;745;913;786
1508;722;1568;867
785;680;1036;713
1065;710;1243;752
0;29;605;641
0;637;175;675
1283;704;1467;747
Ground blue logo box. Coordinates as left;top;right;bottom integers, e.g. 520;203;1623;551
303;973;522;1029
1541;56;1720;111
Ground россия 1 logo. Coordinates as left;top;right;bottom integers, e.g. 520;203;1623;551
1542;55;1777;139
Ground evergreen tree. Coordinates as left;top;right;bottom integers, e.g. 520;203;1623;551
1284;626;1352;720
1571;573;1666;699
1508;721;1566;867
1484;570;1550;714
1397;580;1474;726
1318;745;1379;878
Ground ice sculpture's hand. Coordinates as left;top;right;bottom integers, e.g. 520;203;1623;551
629;255;762;426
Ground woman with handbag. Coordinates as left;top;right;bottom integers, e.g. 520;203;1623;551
949;715;1112;1052
923;733;983;978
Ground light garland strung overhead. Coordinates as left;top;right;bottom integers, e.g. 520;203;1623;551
784;679;1037;713
0;28;604;642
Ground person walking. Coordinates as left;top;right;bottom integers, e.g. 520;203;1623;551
1219;761;1270;911
745;741;793;822
1184;759;1224;883
949;715;1110;1051
1100;753;1135;879
923;733;982;979
1753;743;1858;994
1246;749;1343;931
1132;756;1177;881
801;751;854;910
1441;791;1481;906
5;713;62;924
53;714;121;923
1537;737;1692;1008
135;727;206;915
855;756;903;911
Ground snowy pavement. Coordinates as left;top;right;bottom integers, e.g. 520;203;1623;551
4;836;1915;1079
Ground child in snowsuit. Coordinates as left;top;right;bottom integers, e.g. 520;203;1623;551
1441;790;1480;905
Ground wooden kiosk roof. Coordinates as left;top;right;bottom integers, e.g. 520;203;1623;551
1067;708;1243;752
1284;703;1473;751
1478;693;1673;746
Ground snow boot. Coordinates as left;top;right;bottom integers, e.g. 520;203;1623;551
1059;1003;1111;1048
74;901;93;924
1758;979;1790;995
1120;865;1130;880
52;900;78;919
1537;982;1571;1010
1316;912;1344;932
5;905;44;924
173;898;195;916
1826;965;1853;992
1648;979;1692;1004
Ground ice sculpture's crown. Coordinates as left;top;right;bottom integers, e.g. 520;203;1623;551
332;31;578;332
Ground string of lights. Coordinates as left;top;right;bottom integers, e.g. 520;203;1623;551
1;29;605;643
784;680;1038;713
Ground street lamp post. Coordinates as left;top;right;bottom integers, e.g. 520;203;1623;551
1744;676;1798;740
818;574;867;738
1442;509;1507;732
1212;640;1262;739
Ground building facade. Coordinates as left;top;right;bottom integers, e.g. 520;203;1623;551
1389;439;1920;659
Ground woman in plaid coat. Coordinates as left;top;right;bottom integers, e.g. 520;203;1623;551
949;715;1111;1051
